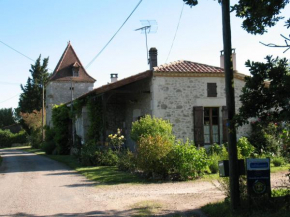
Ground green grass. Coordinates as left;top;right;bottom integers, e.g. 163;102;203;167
19;146;145;186
201;163;290;181
202;199;290;217
271;163;290;173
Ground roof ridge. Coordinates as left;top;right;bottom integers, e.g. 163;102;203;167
68;43;95;81
50;42;71;80
49;42;96;82
153;60;224;71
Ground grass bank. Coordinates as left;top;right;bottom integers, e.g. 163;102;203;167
202;198;290;217
19;146;145;186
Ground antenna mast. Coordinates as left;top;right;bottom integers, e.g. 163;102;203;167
135;20;158;65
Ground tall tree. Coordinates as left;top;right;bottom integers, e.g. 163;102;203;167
232;0;290;51
183;0;240;210
18;55;50;113
232;0;289;35
0;108;15;128
236;56;290;125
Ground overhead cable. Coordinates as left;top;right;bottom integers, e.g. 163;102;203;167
86;0;143;69
0;40;53;72
0;94;20;104
0;40;35;62
165;2;185;63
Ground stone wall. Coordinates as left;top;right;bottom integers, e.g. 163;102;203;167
151;75;250;144
46;81;93;127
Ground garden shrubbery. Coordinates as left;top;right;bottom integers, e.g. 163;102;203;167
0;129;27;148
169;140;208;180
130;115;209;180
78;115;289;181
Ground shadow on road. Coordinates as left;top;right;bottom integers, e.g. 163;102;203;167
0;149;71;174
0;207;206;217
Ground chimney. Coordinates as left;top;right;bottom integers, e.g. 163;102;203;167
149;47;158;70
110;74;118;83
220;49;236;71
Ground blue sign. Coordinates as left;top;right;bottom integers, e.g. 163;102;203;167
250;162;269;169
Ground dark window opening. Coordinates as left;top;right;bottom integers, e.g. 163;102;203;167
207;83;217;97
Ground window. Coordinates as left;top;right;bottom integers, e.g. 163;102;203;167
204;107;219;144
72;67;79;77
207;83;217;97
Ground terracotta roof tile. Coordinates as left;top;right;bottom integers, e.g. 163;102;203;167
66;70;152;103
153;60;224;74
49;42;96;83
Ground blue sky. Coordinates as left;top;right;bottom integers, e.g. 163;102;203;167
1;0;289;109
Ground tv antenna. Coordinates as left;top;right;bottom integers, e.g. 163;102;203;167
135;20;158;64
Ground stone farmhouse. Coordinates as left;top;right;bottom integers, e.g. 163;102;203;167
46;44;250;150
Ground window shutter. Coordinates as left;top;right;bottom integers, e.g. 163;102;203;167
194;106;204;146
222;106;228;143
207;83;217;97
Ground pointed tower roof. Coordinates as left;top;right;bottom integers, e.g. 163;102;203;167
49;42;96;83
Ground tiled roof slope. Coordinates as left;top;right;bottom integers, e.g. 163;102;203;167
153;60;224;74
49;42;96;83
66;70;152;104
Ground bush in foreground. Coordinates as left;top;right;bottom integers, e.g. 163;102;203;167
169;140;208;180
131;115;174;142
136;134;173;178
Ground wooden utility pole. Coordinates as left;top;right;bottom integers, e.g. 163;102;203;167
42;77;45;142
221;0;240;210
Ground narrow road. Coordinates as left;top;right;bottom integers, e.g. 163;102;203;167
0;148;218;216
0;148;287;217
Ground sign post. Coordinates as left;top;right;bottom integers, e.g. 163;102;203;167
246;158;271;197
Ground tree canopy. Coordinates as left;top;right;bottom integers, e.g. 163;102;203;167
0;108;15;128
236;56;290;125
17;55;50;113
232;0;289;35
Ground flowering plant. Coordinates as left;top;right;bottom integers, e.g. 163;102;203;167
108;128;125;152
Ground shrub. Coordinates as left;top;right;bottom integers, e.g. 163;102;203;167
272;188;290;197
95;149;118;166
28;128;42;148
0;129;27;148
208;153;220;174
12;130;27;144
237;137;255;158
169;140;208;180
52;105;71;154
131;115;174;142
80;141;98;166
207;143;223;156
41;127;56;154
117;150;136;172
136;134;173;178
42;141;56;155
108;128;125;152
249;122;281;155
272;156;285;167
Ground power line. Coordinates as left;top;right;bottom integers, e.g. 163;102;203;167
165;2;185;63
0;40;53;72
86;0;143;69
0;40;35;62
0;94;20;104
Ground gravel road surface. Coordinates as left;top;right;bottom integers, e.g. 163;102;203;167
0;148;287;217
